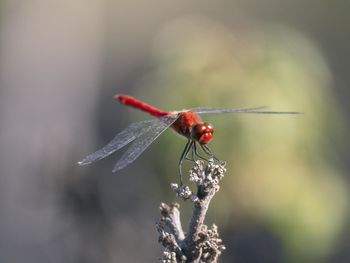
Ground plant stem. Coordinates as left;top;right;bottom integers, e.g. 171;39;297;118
157;160;226;263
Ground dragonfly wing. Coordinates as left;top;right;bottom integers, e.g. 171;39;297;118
112;115;179;172
78;119;162;165
192;107;301;115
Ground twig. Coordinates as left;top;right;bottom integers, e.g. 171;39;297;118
157;160;226;263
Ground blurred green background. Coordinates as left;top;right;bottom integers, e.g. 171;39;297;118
0;1;349;262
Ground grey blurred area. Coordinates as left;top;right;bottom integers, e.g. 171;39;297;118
0;0;349;262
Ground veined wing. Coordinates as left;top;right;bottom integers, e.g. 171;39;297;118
78;119;164;165
191;107;301;115
112;114;179;172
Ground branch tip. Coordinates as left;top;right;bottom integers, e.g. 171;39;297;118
157;160;227;262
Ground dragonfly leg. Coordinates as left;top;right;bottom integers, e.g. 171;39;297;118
191;142;195;161
201;144;220;162
184;141;195;162
193;142;211;162
179;140;192;185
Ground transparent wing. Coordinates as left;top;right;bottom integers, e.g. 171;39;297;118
191;107;301;115
112;115;179;172
78;119;163;165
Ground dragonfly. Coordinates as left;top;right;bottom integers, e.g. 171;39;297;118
78;94;300;184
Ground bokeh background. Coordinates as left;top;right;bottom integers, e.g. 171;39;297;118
0;1;349;262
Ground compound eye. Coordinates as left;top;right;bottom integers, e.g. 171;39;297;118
197;124;206;133
194;124;205;133
199;132;213;144
192;124;205;140
205;123;214;133
192;123;214;144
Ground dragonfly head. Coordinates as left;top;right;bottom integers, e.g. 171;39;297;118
191;122;214;144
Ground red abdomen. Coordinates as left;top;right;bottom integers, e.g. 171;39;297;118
115;94;201;139
114;94;169;118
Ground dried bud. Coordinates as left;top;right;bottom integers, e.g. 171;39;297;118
161;250;177;263
171;183;192;200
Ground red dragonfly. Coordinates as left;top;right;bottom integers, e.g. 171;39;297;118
79;94;300;184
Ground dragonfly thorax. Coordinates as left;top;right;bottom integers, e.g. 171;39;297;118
191;122;214;144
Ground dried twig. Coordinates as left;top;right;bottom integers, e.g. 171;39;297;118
157;160;226;263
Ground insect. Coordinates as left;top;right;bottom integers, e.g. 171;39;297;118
78;94;300;184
